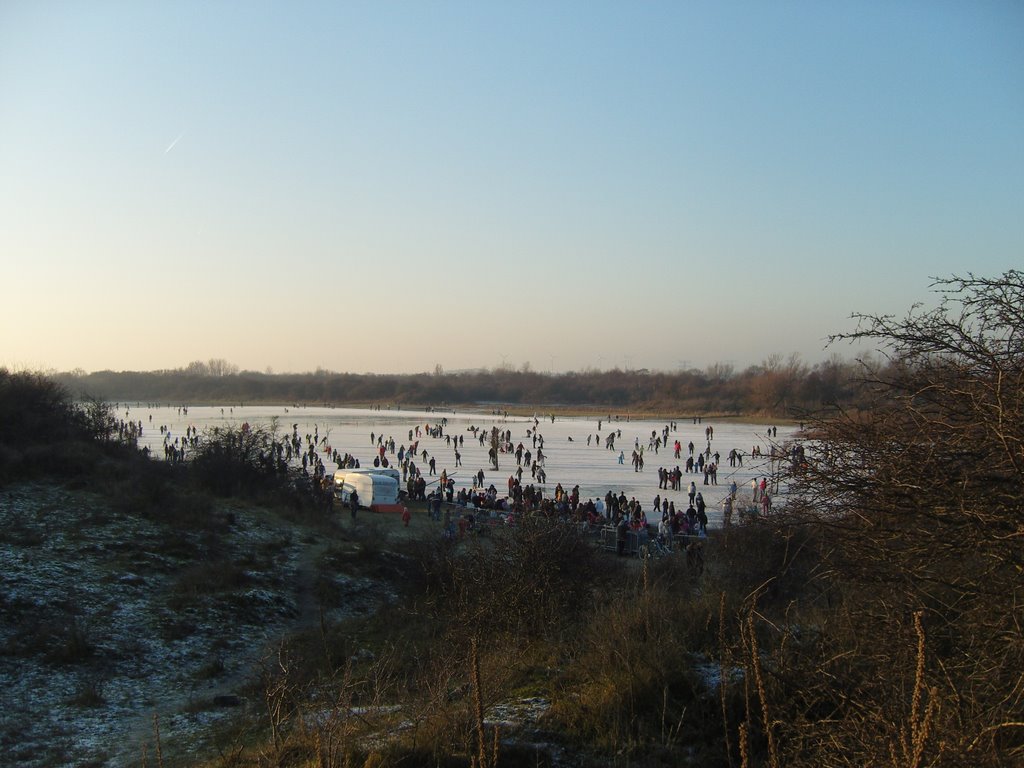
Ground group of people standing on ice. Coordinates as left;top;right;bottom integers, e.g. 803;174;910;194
131;404;791;535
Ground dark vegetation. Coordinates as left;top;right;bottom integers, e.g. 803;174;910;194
1;270;1020;767
765;272;1024;766
52;354;861;417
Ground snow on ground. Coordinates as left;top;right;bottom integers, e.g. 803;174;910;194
0;483;309;767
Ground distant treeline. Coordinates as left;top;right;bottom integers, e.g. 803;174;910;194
53;354;864;417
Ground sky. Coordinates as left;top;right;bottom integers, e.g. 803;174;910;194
1;1;1021;376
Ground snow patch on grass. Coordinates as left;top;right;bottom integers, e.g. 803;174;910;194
0;483;309;767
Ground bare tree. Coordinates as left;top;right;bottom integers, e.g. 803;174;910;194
766;272;1024;766
207;358;239;377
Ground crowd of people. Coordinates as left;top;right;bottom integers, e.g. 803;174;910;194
119;404;798;553
338;416;795;556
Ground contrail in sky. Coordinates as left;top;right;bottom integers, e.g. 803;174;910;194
165;132;184;154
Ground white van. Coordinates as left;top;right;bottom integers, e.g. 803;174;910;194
333;470;404;513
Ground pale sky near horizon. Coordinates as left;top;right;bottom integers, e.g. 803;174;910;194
2;1;1021;376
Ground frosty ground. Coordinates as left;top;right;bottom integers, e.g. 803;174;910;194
1;405;798;767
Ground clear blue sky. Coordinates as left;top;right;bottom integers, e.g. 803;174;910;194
2;1;1021;375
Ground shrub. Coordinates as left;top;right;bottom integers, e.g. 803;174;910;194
419;515;600;642
756;272;1024;766
189;423;294;498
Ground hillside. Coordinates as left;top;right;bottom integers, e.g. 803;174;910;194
2;473;663;768
2;480;426;766
3;271;1023;768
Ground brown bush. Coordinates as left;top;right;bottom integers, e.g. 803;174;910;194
748;272;1024;767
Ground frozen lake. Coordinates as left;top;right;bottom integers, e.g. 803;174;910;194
123;403;798;528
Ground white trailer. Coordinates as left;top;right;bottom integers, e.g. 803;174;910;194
333;470;404;513
335;466;402;486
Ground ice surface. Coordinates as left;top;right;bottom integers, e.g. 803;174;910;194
129;404;798;527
